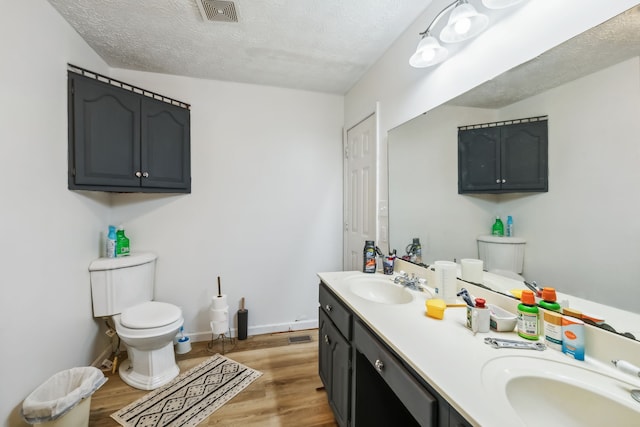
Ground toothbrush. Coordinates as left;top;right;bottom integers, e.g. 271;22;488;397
611;360;640;378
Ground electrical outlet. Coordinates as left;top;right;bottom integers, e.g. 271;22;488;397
105;328;116;338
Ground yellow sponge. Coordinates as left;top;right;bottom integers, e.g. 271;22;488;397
510;289;523;299
426;299;446;320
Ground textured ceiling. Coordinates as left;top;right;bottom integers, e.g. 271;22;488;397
47;0;429;94
448;5;640;108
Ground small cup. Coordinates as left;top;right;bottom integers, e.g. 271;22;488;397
383;256;395;275
466;302;490;333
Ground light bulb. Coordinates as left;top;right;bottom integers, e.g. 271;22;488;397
454;17;471;34
421;48;436;62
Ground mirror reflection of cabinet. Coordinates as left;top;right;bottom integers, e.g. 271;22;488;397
458;118;548;194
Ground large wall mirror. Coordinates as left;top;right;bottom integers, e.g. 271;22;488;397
388;6;640;339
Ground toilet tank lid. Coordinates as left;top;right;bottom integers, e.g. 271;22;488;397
477;235;526;244
89;252;157;271
121;301;182;329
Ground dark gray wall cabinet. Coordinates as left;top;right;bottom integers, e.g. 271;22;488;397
458;119;548;194
68;71;191;193
319;282;473;427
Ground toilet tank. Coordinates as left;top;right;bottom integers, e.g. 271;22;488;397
89;252;157;317
477;235;526;274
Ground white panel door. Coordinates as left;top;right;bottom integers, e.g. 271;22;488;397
344;114;377;271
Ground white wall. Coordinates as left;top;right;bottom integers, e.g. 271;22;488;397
388;106;498;262
1;2;343;426
108;69;344;339
0;2;112;425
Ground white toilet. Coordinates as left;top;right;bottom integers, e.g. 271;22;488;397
89;252;183;390
477;235;526;280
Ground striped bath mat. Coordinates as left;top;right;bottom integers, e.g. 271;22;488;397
112;354;262;427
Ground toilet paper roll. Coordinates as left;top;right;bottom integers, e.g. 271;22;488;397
209;307;229;322
461;259;484;284
210;319;229;335
210;294;228;310
434;260;458;304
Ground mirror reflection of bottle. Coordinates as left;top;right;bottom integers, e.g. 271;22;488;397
406;238;422;264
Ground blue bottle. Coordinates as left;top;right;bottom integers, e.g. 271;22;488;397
506;216;514;237
106;225;117;258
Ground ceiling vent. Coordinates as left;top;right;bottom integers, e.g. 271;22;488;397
196;0;238;22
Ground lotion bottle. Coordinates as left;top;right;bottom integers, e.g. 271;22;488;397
517;290;539;340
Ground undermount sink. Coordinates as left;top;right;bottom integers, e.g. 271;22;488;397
347;275;413;305
481;355;640;427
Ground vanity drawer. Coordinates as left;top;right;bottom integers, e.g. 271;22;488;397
319;282;352;340
354;319;437;426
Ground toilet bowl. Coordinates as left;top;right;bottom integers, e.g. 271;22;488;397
89;253;183;390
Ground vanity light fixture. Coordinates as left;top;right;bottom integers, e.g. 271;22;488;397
482;0;525;9
439;0;489;43
410;0;526;68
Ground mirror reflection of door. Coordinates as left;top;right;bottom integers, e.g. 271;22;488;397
344;114;377;271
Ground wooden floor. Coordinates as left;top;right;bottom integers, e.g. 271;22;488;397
90;330;337;427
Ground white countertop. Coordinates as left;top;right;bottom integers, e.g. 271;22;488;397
317;270;640;427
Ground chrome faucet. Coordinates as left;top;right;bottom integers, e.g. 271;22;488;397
394;272;424;291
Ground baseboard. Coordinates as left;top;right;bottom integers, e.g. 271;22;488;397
91;345;114;368
95;319;320;358
189;319;319;343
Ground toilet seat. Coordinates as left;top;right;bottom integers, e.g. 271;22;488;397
121;301;182;329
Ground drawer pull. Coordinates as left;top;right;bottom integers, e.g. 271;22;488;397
325;304;333;312
324;334;330;344
374;359;384;373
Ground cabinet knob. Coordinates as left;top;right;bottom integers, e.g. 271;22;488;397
325;304;333;312
374;359;384;373
502;179;506;183
495;179;500;183
324;334;330;344
135;171;142;177
143;172;149;178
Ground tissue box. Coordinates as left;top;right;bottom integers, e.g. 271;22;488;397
488;304;517;332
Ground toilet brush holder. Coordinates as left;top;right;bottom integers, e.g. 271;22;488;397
175;336;192;354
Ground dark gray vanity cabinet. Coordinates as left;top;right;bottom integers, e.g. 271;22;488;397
458;119;547;194
68;72;191;193
319;285;352;427
319;282;473;427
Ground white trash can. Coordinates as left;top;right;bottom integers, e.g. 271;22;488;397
22;367;107;427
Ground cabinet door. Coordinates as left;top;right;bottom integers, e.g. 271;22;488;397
71;75;141;188
141;98;191;191
319;308;351;427
501;121;548;191
458;127;501;193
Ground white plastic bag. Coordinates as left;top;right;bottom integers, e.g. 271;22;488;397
22;367;107;423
